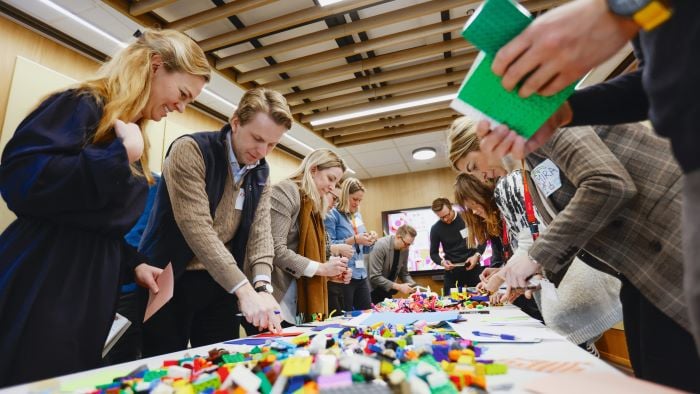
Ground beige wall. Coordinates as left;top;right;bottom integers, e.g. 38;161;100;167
360;167;458;236
0;16;300;231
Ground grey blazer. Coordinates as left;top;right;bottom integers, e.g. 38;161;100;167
526;123;687;329
369;235;414;291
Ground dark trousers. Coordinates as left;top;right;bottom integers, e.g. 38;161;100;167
442;266;483;294
103;288;144;365
619;277;700;392
328;282;345;314
342;278;371;311
141;270;240;357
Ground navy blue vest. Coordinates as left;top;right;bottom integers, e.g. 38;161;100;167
139;124;269;279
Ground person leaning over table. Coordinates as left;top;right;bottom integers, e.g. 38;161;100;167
0;28;208;386
324;177;376;311
138;87;289;356
449;115;699;391
270;149;351;324
369;224;418;304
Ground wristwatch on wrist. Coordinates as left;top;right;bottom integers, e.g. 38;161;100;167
254;282;274;294
607;0;672;31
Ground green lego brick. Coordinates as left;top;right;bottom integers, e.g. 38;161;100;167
452;0;577;138
462;0;531;56
452;52;575;138
221;353;246;364
257;371;273;394
142;369;167;382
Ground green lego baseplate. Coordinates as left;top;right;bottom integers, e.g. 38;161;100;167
450;0;577;139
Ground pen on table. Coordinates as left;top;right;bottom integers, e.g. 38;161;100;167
236;310;281;316
472;330;516;340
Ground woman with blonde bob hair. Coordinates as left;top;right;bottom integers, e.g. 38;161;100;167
0;29;210;386
271;149;351;324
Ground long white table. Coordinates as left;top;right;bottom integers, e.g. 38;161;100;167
1;305;623;394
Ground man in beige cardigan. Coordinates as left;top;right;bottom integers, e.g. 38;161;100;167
139;88;290;355
369;225;418;304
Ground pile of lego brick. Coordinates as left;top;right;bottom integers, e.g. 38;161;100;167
81;321;508;393
372;289;489;313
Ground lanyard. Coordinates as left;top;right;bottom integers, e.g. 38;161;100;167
501;217;511;261
346;213;361;254
521;161;540;241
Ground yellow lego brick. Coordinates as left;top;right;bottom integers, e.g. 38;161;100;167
281;357;313;377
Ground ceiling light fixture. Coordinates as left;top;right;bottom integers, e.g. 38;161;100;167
38;0;126;48
201;88;237;111
310;93;457;127
412;147;436;161
318;0;346;6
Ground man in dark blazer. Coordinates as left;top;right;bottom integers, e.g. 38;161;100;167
493;123;699;391
369;225;417;303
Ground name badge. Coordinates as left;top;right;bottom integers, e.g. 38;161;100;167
531;159;562;197
355;259;365;269
235;189;245;210
459;228;468;239
354;216;364;227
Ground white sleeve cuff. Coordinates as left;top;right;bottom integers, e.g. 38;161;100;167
304;260;320;277
252;275;272;285
229;279;249;294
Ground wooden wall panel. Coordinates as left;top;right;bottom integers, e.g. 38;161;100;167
360;167;459;236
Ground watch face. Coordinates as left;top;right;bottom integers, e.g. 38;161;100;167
256;283;273;293
608;0;651;16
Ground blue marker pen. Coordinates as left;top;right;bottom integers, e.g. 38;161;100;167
472;330;516;340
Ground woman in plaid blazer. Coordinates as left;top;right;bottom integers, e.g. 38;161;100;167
448;118;699;392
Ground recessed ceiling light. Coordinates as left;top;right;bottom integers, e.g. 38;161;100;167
412;147;436;161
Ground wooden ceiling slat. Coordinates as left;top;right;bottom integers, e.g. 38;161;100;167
336;126;452;147
317;102;449;130
333;118;456;145
167;0;277;31
284;51;476;104
220;0;479;68
129;0;178;16
198;0;382;52
232;15;469;81
264;39;474;91
293;71;465;114
302;85;457;124
324;108;458;138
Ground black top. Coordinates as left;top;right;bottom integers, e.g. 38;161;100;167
569;2;700;173
388;249;401;282
429;213;477;264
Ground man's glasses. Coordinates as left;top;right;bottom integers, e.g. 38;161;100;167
437;210;452;221
398;236;413;247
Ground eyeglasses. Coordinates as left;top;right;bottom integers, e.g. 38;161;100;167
437;210;453;222
398;236;413;247
328;192;339;204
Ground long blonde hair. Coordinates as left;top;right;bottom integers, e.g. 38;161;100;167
447;116;480;172
337;177;365;214
453;173;501;248
288;149;346;216
80;29;210;184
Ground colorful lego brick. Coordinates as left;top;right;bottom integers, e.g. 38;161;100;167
281;356;313;377
221;353;245;364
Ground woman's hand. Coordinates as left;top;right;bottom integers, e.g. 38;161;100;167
114;119;144;163
134;263;163;293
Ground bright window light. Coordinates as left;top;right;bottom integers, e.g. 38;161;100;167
38;0;126;48
318;0;346;6
310;93;457;126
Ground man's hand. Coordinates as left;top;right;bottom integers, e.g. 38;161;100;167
476;103;572;161
394;283;416;295
236;284;282;334
500;253;542;289
318;256;348;277
331;243;355;259
441;260;455;271
493;0;639;98
466;254;480;271
134;263;163;294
